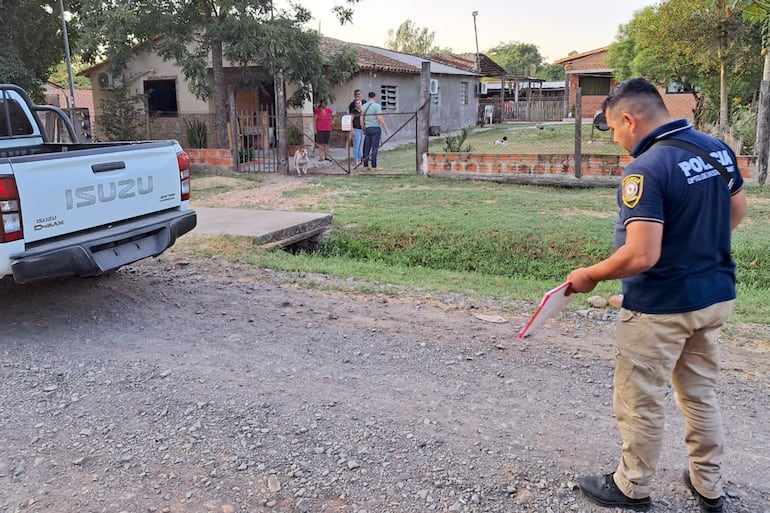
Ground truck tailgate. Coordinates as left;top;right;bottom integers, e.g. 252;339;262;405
10;141;183;244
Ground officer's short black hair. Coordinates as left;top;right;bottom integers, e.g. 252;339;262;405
602;77;667;115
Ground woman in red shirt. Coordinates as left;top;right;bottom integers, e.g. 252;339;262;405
314;101;333;161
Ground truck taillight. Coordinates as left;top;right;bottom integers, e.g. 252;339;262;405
178;151;191;201
0;176;23;242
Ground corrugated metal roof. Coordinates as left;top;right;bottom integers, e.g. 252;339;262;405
428;53;506;76
485;81;565;90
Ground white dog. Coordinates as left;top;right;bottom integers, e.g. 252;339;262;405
293;146;310;175
494;136;508;145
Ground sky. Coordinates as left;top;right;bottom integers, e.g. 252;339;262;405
277;0;655;63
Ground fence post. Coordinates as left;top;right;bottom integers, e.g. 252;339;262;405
275;71;289;174
228;85;239;172
574;87;582;178
417;62;431;174
756;80;770;185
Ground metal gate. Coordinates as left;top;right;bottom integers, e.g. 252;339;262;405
234;108;278;173
285;110;420;175
236;108;421;174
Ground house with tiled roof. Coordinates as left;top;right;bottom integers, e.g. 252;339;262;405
555;47;696;120
81;36;480;158
324;41;481;137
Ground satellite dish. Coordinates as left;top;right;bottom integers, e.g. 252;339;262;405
593;110;609;131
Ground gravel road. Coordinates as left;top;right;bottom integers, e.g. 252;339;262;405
1;251;768;513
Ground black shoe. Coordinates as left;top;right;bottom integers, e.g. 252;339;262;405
580;473;651;511
683;471;724;513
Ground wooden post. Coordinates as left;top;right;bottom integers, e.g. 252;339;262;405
574;87;582;178
417;61;430;174
274;71;288;174
499;74;505;123
563;74;571;119
228;85;238;171
756;80;769;185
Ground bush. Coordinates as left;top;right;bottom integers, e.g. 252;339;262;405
443;127;473;152
239;146;254;163
185;118;208;148
731;103;756;155
288;124;304;145
98;87;145;141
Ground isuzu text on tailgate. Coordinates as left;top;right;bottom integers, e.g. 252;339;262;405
0;84;196;283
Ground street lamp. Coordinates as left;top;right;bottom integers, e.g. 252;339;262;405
472;11;480;74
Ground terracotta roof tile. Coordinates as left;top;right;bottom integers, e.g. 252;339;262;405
320;38;420;74
554;47;609;64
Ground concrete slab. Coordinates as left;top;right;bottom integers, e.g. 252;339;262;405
192;207;333;246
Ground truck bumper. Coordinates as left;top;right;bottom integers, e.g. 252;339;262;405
11;209;197;283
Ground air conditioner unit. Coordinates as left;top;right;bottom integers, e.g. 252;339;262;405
429;79;439;95
97;72;124;90
476;82;488;95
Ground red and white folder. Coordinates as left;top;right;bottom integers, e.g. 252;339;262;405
518;281;573;339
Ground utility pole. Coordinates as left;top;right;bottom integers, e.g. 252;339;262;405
472;11;480;73
58;0;77;128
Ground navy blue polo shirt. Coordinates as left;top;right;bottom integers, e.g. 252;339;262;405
614;119;744;314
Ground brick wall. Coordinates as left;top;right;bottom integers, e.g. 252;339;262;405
422;153;754;180
187;148;233;168
149;116;184;142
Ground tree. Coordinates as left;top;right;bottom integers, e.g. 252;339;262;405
0;0;79;100
98;86;146;141
486;42;544;76
536;63;566;81
385;20;451;55
75;0;360;147
49;59;92;90
717;0;770;183
606;0;762;129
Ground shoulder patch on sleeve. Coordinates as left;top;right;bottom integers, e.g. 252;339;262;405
621;174;644;208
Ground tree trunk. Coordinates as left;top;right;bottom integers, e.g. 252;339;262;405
211;39;228;149
718;27;729;129
692;92;705;129
756;51;770;186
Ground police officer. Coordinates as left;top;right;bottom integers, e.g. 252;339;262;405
566;77;747;513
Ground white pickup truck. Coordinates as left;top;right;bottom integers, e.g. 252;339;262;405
0;84;196;283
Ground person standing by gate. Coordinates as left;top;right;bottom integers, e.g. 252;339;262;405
348;90;365;168
361;91;389;170
314;100;333;161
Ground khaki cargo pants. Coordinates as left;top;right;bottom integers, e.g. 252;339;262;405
611;300;734;501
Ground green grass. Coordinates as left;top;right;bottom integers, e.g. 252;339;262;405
184;166;770;327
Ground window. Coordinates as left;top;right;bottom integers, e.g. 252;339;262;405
666;81;696;94
578;76;611;96
144;79;178;117
460;82;468;105
0;98;34;137
380;85;398;112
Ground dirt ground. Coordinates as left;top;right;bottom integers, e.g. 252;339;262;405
1;173;768;513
